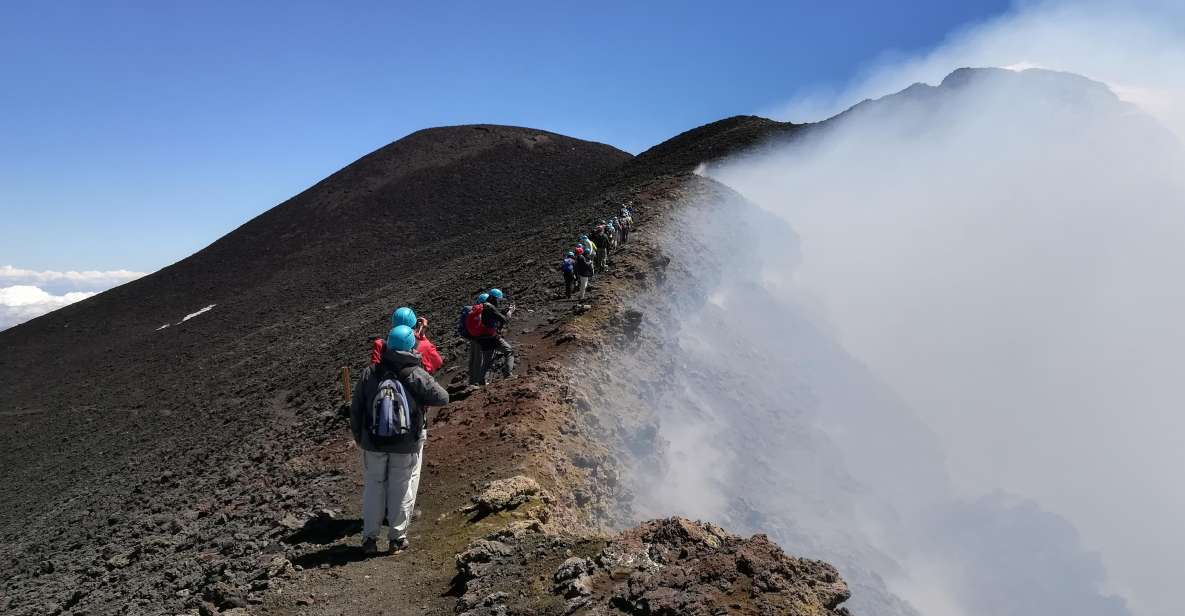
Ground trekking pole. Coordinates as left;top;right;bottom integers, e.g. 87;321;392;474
341;366;351;402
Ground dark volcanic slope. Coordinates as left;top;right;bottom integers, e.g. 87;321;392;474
0;125;629;523
0;109;864;614
623;115;804;179
0;125;648;614
2;124;628;383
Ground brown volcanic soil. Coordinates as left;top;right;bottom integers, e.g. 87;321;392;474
0;123;851;615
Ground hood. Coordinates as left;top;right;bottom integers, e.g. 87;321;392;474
379;348;422;371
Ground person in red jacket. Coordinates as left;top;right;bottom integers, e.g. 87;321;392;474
371;307;442;374
413;317;442;374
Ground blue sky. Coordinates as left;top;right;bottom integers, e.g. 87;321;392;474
0;0;1010;274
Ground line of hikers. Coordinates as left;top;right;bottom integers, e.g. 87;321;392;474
347;204;635;555
559;206;633;300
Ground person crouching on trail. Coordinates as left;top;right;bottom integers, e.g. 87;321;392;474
465;287;514;385
351;324;449;554
574;246;594;300
371;307;441;374
559;251;576;299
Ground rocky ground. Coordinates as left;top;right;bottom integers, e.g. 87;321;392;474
0;121;852;615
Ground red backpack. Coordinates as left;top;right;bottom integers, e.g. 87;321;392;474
464;304;497;338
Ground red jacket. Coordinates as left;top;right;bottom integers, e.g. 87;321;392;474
370;338;385;366
415;334;443;374
371;335;443;374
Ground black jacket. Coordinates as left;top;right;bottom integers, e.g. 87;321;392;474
575;254;594;276
350;348;449;453
479;301;509;330
591;231;610;255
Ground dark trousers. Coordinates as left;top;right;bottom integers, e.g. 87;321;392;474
468;341;483;385
563;272;575;298
474;336;514;384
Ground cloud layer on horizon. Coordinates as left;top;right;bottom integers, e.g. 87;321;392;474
0;266;146;330
0;265;145;288
0;285;96;330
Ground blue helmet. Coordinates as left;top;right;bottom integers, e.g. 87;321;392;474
477;292;490;303
391;306;417;328
488;288;504;300
386;325;416;352
580;234;588;240
566;251;574;257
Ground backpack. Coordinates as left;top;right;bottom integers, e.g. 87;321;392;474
456;305;474;339
561;258;574;274
465;303;496;338
370;375;414;439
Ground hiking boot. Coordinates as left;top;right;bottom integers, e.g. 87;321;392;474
389;537;409;552
361;538;379;555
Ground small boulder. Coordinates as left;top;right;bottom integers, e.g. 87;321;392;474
265;556;294;579
462;476;552;516
553;557;595;598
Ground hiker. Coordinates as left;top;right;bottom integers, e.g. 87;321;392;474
465;288;514;385
350;324;449;554
465;293;490;386
559;251;577;299
414;317;442;374
618;209;631;244
371;307;441;374
579;234;597;272
574;246;594;300
591;225;609;272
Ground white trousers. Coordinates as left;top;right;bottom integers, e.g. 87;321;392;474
577;275;590;299
361;437;424;541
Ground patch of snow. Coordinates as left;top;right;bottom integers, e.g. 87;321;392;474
156;304;217;331
180;304;216;323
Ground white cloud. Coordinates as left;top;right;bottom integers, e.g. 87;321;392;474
0;265;145;289
0;285;96;330
750;6;1185;612
0;265;147;330
714;61;1185;616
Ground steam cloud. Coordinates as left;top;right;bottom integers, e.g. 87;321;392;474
775;0;1185;141
631;2;1185;616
